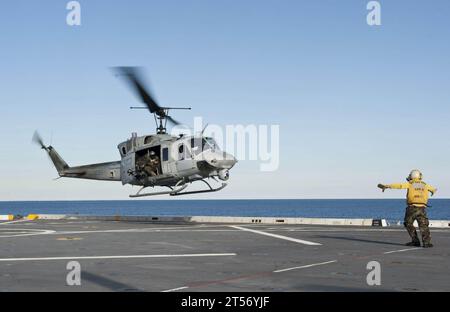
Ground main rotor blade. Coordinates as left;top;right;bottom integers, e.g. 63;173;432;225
114;66;162;115
166;116;180;126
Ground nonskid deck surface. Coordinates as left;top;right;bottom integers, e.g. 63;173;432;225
0;219;449;291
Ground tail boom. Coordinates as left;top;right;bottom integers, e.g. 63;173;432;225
60;161;121;181
43;145;121;181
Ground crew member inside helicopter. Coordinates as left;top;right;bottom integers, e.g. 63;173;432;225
147;151;160;176
136;150;160;177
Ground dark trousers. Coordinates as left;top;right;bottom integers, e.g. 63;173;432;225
404;206;431;244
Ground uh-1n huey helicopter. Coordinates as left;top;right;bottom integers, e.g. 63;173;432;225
33;67;237;197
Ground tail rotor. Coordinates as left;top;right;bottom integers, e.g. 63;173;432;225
32;131;48;150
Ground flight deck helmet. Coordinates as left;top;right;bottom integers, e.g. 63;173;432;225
407;169;422;181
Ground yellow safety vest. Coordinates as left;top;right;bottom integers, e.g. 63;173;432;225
407;181;429;206
386;180;436;207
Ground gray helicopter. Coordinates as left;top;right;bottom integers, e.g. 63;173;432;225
33;67;237;197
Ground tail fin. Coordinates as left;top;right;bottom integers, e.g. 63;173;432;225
33;131;69;175
46;146;69;174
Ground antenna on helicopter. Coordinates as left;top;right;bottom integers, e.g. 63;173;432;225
114;67;191;134
199;123;209;136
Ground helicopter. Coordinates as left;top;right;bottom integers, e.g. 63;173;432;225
33;67;237;197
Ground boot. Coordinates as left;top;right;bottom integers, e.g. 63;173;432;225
405;240;421;247
422;242;434;248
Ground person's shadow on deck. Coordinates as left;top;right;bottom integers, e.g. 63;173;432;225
314;235;406;247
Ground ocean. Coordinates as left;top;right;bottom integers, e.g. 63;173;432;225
1;199;449;223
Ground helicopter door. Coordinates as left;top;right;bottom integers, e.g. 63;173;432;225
176;143;195;173
160;146;173;174
120;153;135;185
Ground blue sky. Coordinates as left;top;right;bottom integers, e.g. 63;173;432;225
1;0;449;200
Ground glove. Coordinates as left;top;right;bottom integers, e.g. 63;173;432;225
377;184;387;192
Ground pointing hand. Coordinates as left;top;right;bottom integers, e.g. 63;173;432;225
377;184;387;192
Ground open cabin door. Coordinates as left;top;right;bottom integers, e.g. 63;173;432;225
120;153;135;185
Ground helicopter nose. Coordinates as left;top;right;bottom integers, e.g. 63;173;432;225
206;152;237;170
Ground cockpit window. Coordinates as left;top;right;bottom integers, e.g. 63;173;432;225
190;137;219;155
205;137;218;149
144;136;152;144
178;144;191;160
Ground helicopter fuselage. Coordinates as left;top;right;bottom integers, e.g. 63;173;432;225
39;131;237;196
117;132;236;188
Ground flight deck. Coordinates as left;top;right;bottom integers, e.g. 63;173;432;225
1;218;449;292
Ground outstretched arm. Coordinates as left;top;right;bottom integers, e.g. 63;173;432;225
378;182;409;192
427;185;437;196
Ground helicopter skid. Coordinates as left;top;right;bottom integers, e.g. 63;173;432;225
129;182;188;198
129;179;227;197
170;180;227;196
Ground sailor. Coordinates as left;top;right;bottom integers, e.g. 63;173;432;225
378;170;436;248
135;156;148;178
144;151;159;177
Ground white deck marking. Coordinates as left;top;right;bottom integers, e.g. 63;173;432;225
230;225;322;246
54;229;238;235
383;247;422;254
0;228;55;238
161;286;189;292
0;219;32;225
0;253;236;262
51;225;224;235
274;260;338;273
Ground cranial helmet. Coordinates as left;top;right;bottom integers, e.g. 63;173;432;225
407;169;422;181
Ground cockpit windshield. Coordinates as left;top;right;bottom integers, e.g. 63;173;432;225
205;137;218;150
191;137;219;155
